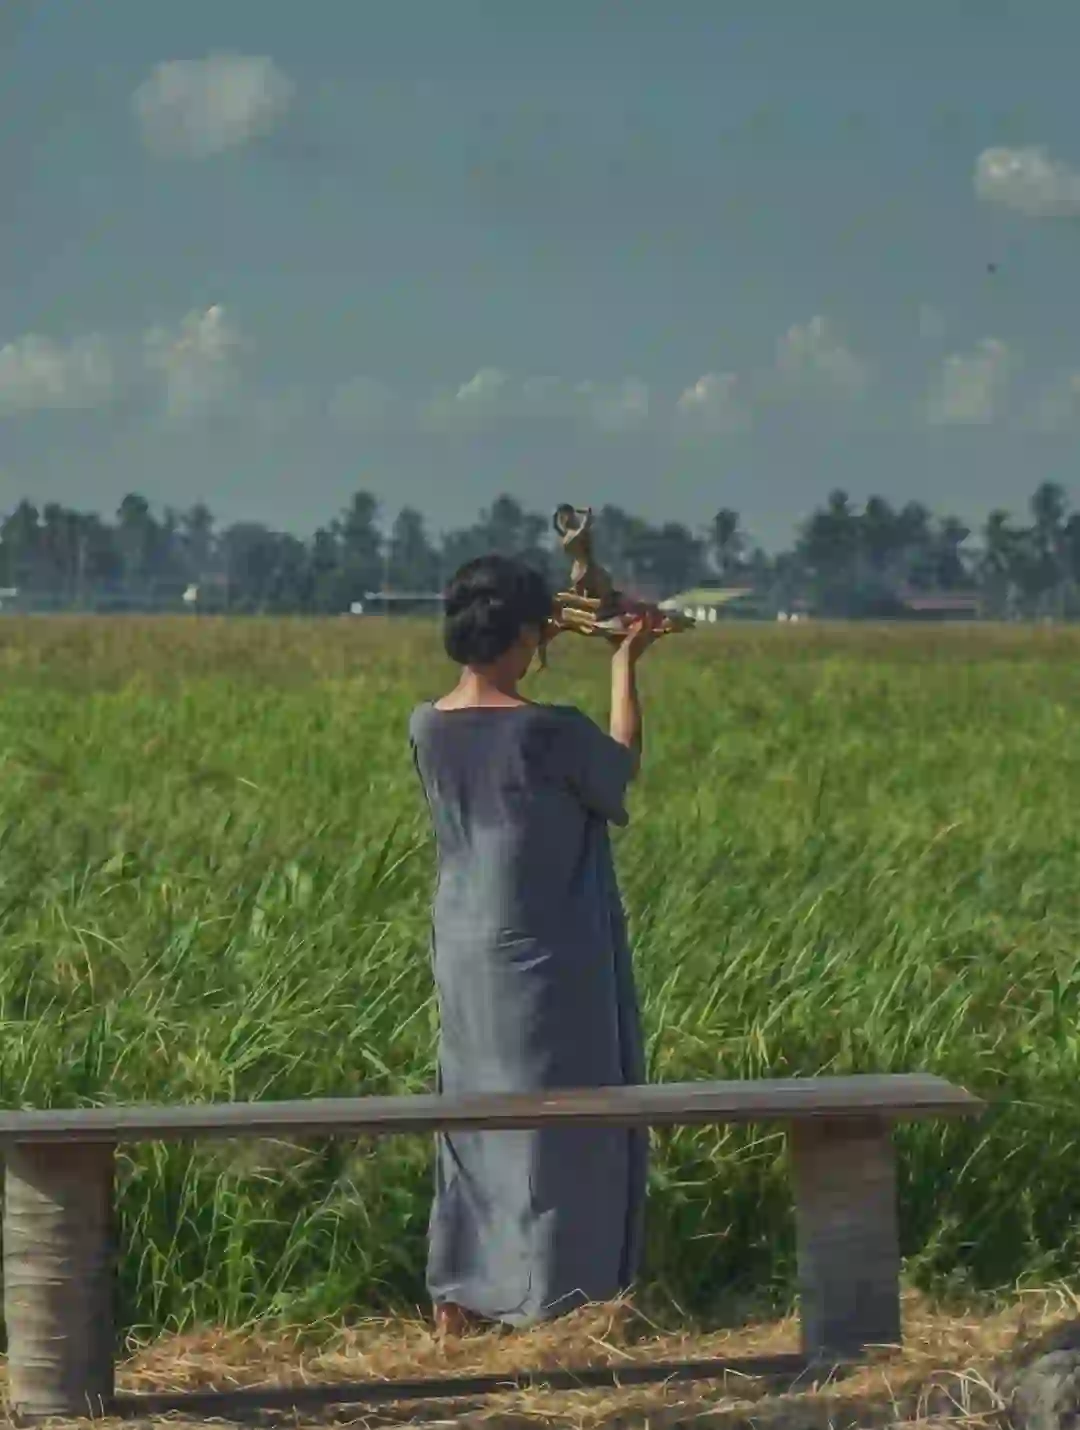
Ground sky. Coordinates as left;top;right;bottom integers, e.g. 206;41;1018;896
4;0;1080;550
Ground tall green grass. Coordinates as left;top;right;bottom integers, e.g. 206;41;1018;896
0;616;1078;1337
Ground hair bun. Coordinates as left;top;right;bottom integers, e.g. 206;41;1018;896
442;554;553;667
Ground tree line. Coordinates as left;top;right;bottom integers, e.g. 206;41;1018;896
1;481;1078;618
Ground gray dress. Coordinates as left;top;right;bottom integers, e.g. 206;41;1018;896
408;700;648;1326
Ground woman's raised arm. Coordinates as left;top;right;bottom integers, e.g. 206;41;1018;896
608;616;659;780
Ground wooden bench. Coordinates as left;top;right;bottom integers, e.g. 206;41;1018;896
0;1074;982;1421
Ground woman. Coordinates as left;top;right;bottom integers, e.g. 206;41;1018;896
409;553;658;1336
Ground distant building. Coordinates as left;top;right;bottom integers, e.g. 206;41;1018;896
359;590;444;616
174;573;228;612
660;586;773;622
894;588;983;620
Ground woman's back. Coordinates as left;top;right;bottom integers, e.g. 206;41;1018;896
409;701;631;948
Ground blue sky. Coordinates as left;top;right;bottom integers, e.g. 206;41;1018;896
4;0;1080;549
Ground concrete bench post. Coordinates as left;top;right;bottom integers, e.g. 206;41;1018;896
4;1142;116;1420
790;1116;901;1358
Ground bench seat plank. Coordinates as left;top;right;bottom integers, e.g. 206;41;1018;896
0;1074;980;1145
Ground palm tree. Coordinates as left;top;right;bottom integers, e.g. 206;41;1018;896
709;508;744;583
980;509;1031;619
1029;481;1068;617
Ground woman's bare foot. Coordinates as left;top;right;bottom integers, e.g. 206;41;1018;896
433;1301;484;1338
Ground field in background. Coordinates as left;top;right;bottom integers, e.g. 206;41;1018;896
1;616;1079;1340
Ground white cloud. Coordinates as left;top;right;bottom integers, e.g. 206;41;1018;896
0;334;114;414
974;145;1080;218
133;54;294;159
422;367;512;431
579;377;649;432
676;372;750;434
775;315;869;398
454;367;511;409
144;305;244;419
423;369;649;433
925;338;1013;426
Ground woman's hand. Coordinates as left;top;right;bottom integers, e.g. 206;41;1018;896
612;613;661;666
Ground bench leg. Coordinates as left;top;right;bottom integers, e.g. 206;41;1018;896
4;1142;116;1420
789;1116;901;1359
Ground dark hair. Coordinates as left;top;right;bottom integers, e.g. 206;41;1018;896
443;554;553;666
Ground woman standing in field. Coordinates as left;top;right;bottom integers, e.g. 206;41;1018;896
408;554;658;1336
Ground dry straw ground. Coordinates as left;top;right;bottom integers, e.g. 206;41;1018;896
9;1288;1075;1429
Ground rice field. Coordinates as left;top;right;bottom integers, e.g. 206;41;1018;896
0;614;1078;1341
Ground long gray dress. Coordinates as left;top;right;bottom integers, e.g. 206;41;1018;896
408;700;648;1326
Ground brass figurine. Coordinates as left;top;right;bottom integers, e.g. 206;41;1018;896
547;504;695;641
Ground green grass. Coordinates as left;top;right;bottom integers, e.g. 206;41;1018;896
0;615;1078;1339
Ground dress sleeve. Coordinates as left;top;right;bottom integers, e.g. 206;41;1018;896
407;704;433;785
554;707;635;826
